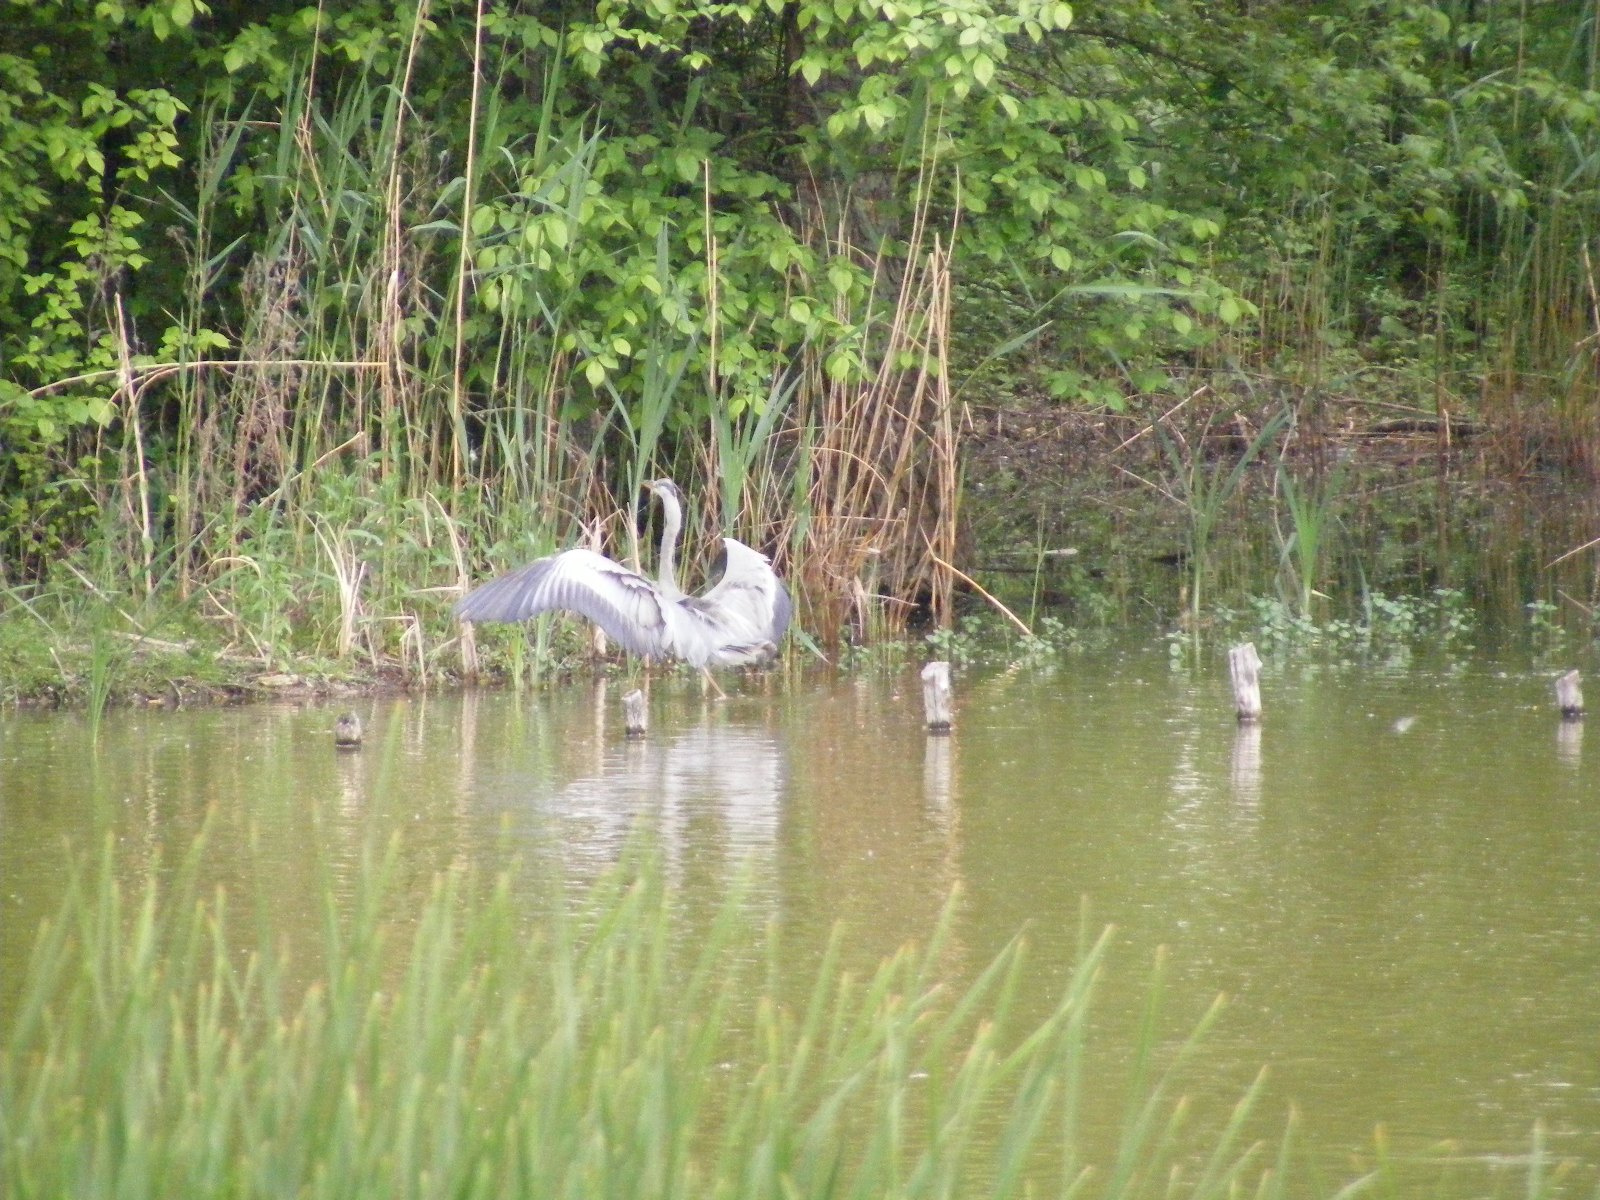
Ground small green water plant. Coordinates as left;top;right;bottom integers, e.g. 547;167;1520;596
924;612;989;667
920;611;1084;672
1365;587;1476;650
1521;597;1590;662
1235;585;1480;658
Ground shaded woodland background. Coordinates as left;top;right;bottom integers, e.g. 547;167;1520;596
2;0;1597;683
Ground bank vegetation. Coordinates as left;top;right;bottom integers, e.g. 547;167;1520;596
3;0;1598;701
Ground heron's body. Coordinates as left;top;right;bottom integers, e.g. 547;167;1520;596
455;480;790;670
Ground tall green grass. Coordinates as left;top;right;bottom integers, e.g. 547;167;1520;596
2;831;1581;1199
1273;446;1349;622
1155;405;1290;628
4;30;972;693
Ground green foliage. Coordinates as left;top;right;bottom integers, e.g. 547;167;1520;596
0;0;202;567
4;0;1600;676
1234;585;1478;658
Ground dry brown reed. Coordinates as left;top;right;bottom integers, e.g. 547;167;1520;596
791;220;960;647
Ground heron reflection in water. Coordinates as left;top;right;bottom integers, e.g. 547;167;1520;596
533;724;786;882
455;480;790;688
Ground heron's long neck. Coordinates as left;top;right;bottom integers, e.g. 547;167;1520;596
656;493;685;598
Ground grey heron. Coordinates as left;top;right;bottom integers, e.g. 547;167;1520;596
455;479;791;672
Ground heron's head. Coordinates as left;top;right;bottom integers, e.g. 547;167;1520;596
643;479;681;505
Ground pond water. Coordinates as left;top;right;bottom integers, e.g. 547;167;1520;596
3;641;1598;1187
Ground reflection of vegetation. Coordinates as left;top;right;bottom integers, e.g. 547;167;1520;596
4;836;1578;1198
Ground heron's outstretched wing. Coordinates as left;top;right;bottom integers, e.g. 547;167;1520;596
713;538;791;640
768;580;794;645
676;538;791;665
454;549;672;659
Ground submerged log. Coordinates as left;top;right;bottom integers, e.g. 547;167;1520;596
1229;643;1262;722
1555;670;1584;720
622;688;649;738
921;661;953;734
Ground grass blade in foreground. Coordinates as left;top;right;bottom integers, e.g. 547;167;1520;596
0;838;1583;1199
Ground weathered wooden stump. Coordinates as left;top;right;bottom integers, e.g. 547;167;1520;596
1555;670;1584;720
333;713;364;749
1229;642;1262;722
622;688;649;738
921;661;953;734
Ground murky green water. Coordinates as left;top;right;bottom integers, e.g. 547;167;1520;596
4;644;1598;1182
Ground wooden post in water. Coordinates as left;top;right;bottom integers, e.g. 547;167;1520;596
921;661;953;735
622;688;649;738
333;713;363;749
1229;642;1262;722
1555;670;1585;720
